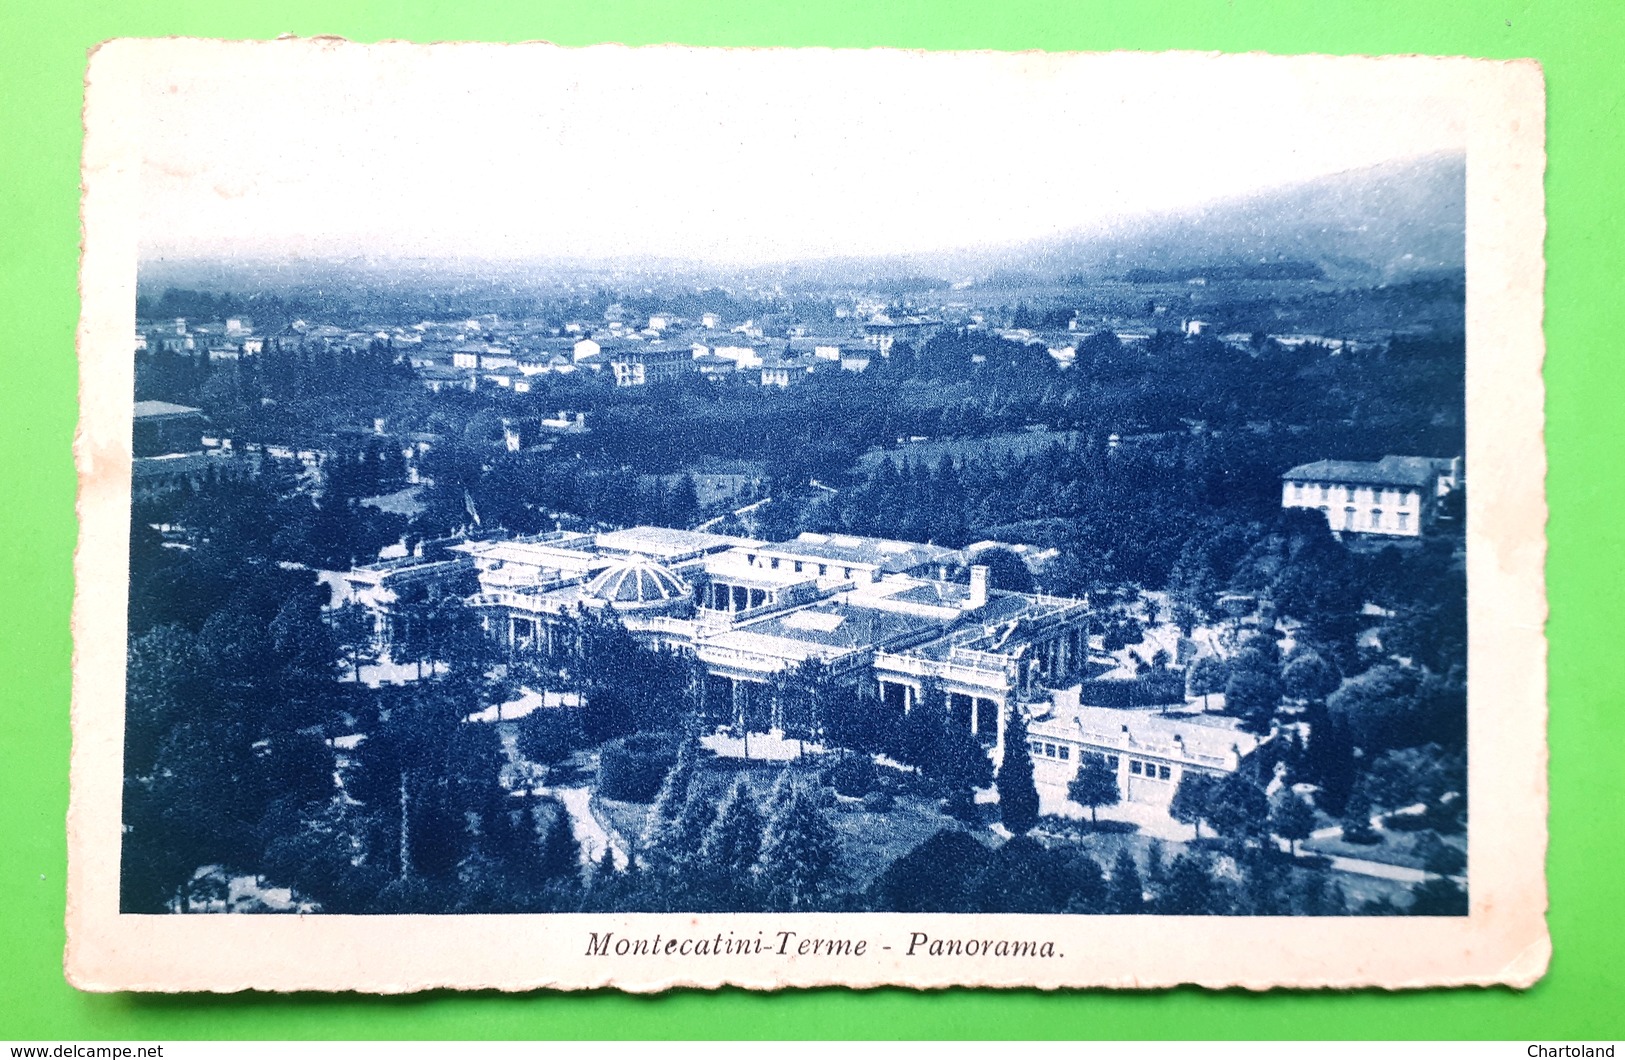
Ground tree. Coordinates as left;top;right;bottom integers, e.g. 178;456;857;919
345;688;461;880
1207;771;1270;845
1341;787;1378;844
513;706;586;767
1325;663;1422;751
1224;669;1282;734
898;681;948;773
1355;743;1466;820
939;722;995;803
1302;703;1357;816
973;547;1035;593
1186;655;1228;711
868;829;993;912
975;835;1069;913
701;778;765;880
1067;753;1120;824
759;784;845;910
1282;648;1340;704
1106;848;1145;913
1156;851;1229;915
124;624;206;779
1270;790;1317;855
1414;831;1467;878
331;602;378;682
1168;539;1222;625
642;740;701;847
649;784;720;881
533;798;583;885
1408;878;1468;916
389;598;438;680
996;710;1040;835
1168;770;1223;839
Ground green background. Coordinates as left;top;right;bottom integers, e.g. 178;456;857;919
2;0;1618;1041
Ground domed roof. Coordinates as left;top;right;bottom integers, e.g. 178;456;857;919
584;557;692;610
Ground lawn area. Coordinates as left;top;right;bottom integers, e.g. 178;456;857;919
595;795;652;849
827;794;973;891
1304;827;1464;872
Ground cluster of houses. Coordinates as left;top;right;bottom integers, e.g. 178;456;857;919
138;300;1399;403
418;313;943;393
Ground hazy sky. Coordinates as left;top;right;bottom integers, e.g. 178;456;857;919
134;43;1468;264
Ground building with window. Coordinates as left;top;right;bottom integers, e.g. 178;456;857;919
603;341;697;387
1026;686;1263;809
1280;455;1462;538
343;525;1093;758
132;400;205;458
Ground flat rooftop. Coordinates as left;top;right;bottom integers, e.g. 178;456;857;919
721;596;945;653
764;532;961;572
596;526;763;560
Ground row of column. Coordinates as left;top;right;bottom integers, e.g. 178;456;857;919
878;679;1000;740
702;581;770;613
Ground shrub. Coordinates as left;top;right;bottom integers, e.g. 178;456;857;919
862;790;896;813
1414;831;1467;876
1077;672;1187;709
597;732;680;802
514;707;587;766
827;754;878;797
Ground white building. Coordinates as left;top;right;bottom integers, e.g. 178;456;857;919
1281;455;1462;537
1026;688;1262;810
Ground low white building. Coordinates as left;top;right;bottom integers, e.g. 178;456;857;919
1026;688;1262;809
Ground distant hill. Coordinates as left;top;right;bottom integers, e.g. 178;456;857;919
142;152;1465;295
983;152;1466;285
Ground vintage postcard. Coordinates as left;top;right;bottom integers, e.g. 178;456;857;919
68;40;1548;992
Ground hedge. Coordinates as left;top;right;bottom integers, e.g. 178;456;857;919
598;731;681;802
1075;671;1188;708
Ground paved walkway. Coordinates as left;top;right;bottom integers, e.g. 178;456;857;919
1319;853;1429;883
494;727;629;870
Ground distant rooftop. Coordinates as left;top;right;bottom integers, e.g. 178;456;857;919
1282;455;1455;488
133;400;203;419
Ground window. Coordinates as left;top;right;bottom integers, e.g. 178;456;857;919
818;564;827;576
1371;508;1382;529
1398;511;1410;530
1130;761;1143;775
1158;765;1172;780
1044;743;1057;757
1058;746;1071;761
793;561;803;573
770;558;780;569
1030;741;1043;755
1106;755;1119;768
843;567;852;578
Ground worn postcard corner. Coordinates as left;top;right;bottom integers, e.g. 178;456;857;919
68;39;1547;994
